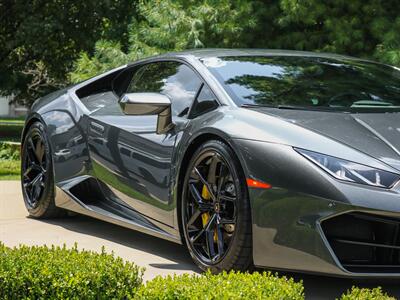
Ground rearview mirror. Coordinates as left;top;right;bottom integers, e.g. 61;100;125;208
119;93;174;134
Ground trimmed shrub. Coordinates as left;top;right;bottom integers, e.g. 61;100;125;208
0;142;20;160
0;242;394;300
0;142;21;179
340;287;396;300
136;271;304;300
0;123;23;139
0;243;143;299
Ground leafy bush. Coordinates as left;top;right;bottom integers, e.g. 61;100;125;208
0;142;20;179
340;287;396;300
136;271;304;300
0;243;143;299
0;242;394;300
0;123;23;140
0;142;20;160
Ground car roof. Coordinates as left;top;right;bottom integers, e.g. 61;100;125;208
160;48;362;61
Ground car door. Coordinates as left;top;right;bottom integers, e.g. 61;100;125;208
87;60;202;226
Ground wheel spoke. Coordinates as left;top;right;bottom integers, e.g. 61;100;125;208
24;172;42;188
193;167;216;201
32;179;43;201
23;166;33;178
204;213;216;231
27;139;38;164
187;208;201;228
216;223;224;257
189;183;213;212
190;212;216;244
35;139;45;164
190;228;204;243
27;137;42;164
27;136;35;151
189;182;203;205
207;154;219;184
216;163;228;201
33;176;44;189
206;229;216;259
204;214;217;259
29;185;35;200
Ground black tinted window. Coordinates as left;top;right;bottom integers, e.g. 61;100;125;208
189;84;218;118
128;62;202;116
203;56;400;112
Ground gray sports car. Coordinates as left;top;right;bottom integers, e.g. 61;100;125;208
21;49;400;278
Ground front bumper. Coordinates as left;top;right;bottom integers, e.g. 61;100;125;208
233;138;400;278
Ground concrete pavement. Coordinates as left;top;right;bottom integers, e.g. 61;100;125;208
1;181;399;299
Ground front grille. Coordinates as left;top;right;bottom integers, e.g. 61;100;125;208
321;212;400;273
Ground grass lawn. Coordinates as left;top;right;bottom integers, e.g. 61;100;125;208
0;118;25;124
0;160;20;180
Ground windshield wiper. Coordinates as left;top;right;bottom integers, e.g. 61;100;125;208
242;103;300;109
241;103;334;111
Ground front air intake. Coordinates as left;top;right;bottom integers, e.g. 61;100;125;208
321;212;400;273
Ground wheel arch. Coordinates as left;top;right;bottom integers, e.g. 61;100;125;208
21;114;46;146
175;131;250;241
20;114;59;188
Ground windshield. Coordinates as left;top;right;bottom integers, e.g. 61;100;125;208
202;55;400;112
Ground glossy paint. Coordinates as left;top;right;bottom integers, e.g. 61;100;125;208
22;49;400;277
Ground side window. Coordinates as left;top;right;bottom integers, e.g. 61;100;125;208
189;84;219;118
127;62;202;117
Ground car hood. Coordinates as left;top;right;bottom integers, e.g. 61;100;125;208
251;108;400;171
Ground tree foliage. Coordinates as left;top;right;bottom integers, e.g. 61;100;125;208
274;0;400;65
2;0;400;104
71;0;400;84
70;0;256;82
0;0;135;104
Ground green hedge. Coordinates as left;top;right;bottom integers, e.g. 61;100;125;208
0;123;23;140
0;118;24;142
0;142;21;180
0;142;20;160
137;271;304;300
340;287;395;300
0;243;395;299
0;243;143;299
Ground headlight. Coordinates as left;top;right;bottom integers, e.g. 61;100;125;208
295;148;400;188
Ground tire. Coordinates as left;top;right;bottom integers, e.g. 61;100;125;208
181;140;253;273
21;122;64;218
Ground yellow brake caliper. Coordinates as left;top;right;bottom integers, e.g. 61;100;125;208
201;185;218;242
201;185;210;225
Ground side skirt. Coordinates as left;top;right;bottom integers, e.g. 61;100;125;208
54;176;182;244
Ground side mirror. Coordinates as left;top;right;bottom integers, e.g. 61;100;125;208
119;93;174;134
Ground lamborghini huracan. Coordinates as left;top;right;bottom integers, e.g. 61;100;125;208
21;49;400;277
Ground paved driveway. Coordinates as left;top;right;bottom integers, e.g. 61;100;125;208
1;181;399;299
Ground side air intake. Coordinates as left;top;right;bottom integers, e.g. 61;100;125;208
321;212;400;273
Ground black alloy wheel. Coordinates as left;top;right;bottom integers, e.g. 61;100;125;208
21;122;63;218
22;128;47;207
182;140;252;272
